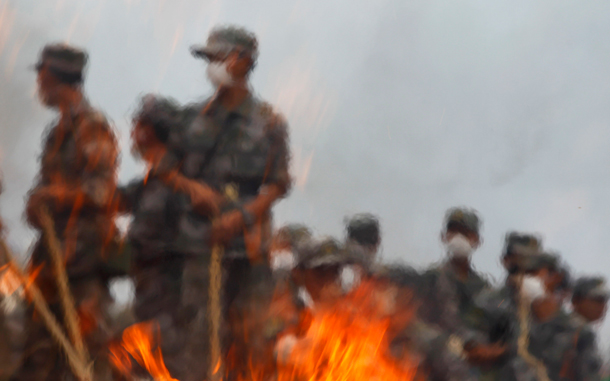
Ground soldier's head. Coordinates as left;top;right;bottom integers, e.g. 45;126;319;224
345;213;381;256
270;223;312;272
572;277;609;323
191;25;258;89
501;232;542;275
521;253;563;320
131;95;181;162
292;237;345;302
34;43;87;108
441;207;481;260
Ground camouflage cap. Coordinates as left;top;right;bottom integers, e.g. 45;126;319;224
34;43;88;82
346;213;381;247
503;232;542;258
444;207;481;235
191;25;259;62
520;252;559;272
275;223;312;248
573;277;610;301
298;237;345;269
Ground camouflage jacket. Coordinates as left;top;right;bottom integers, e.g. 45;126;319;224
29;98;120;278
419;260;491;344
169;93;292;257
565;313;603;381
119;176;181;261
474;283;542;381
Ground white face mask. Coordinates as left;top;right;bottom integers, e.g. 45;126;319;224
271;249;296;271
340;265;362;293
522;276;546;302
206;61;234;88
445;234;474;258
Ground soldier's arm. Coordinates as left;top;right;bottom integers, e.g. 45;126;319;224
34;114;119;212
159;171;224;216
240;113;292;220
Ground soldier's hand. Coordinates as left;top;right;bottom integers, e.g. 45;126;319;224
26;185;73;227
209;210;244;245
464;342;507;365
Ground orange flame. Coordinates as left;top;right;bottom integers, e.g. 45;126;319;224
239;280;420;381
109;321;178;381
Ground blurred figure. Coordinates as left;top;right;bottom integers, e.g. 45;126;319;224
419;207;491;368
528;259;578;381
269;224;312;274
377;265;475;381
139;25;291;380
116;95;187;378
562;277;609;381
14;44;122;380
474;232;546;381
341;213;381;292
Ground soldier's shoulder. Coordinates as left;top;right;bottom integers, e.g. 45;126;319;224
255;99;288;129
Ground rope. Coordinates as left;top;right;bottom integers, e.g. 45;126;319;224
517;276;550;381
0;238;92;381
38;206;90;366
209;243;224;381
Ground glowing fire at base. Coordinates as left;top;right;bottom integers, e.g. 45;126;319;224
109;321;178;381
254;280;420;381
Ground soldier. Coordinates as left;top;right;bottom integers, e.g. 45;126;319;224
116;95;189;378
341;213;381;292
274;237;351;364
418;207;491;366
562;277;609;381
147;25;291;380
269;223;312;274
377;265;475;381
14;43;122;380
528;261;575;381
473;232;549;381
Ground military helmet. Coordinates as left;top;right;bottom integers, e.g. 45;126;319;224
191;25;259;63
573;277;610;301
346;213;381;247
443;207;481;236
34;43;88;84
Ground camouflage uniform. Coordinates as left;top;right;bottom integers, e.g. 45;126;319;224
418;208;490;354
175;26;291;381
13;45;121;381
473;236;553;381
547;277;609;381
117;95;186;377
375;265;475;381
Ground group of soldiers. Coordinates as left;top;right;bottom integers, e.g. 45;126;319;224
0;22;606;381
267;208;609;381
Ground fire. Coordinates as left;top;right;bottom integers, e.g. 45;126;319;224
109;321;178;381
241;280;420;381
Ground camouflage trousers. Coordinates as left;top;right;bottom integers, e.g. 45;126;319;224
180;255;276;381
10;276;113;381
131;254;187;380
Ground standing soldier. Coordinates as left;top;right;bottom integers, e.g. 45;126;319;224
13;44;122;380
152;25;291;380
418;207;491;366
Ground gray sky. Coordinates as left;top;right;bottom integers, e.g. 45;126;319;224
2;0;610;345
